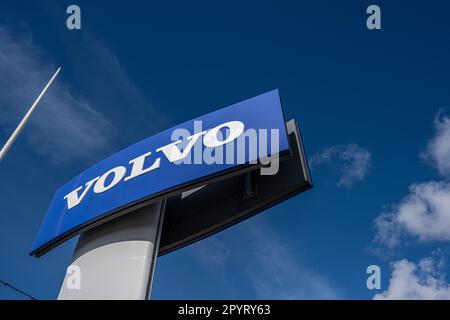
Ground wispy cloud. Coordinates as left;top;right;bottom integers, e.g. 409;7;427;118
84;39;168;131
0;25;115;164
189;218;341;299
421;110;450;177
243;219;341;299
310;144;372;188
374;110;450;248
374;253;450;299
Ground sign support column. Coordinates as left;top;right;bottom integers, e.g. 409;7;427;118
58;200;166;300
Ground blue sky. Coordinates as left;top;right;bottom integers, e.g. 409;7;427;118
1;0;450;299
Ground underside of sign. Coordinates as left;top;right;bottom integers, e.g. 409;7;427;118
159;119;312;255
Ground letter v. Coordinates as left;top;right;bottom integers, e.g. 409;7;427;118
156;131;206;163
64;176;100;210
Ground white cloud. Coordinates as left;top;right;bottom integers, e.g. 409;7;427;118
372;110;450;299
374;256;450;300
310;144;372;187
375;181;450;247
0;26;115;164
421;111;450;177
374;111;450;247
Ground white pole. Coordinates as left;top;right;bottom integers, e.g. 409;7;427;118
0;67;61;162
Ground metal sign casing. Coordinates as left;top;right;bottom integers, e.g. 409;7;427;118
31;90;290;256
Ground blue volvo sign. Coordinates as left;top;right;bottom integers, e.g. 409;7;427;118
30;89;290;256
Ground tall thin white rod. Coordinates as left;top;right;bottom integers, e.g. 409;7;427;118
0;67;61;162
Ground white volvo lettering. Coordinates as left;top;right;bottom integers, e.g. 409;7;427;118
93;166;127;194
64;120;245;210
64;177;100;210
156;131;206;163
124;152;161;181
203;121;244;148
